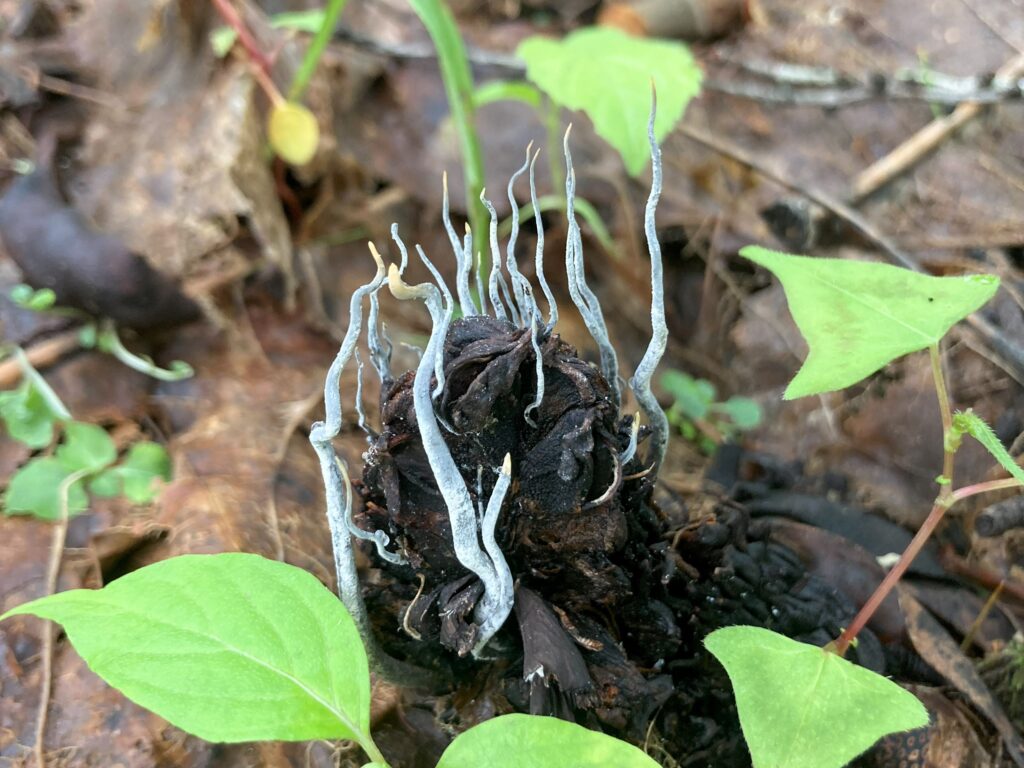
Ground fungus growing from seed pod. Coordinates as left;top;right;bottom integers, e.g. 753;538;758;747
310;99;668;672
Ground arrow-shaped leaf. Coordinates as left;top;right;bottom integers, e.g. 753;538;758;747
740;247;999;399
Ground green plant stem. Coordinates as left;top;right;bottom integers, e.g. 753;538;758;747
930;343;955;494
407;0;487;267
287;0;348;101
14;348;71;420
96;323;194;382
360;735;388;766
498;194;618;258
543;96;564;194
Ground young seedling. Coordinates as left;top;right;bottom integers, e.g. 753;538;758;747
0;348;171;518
706;246;1021;768
660;368;762;452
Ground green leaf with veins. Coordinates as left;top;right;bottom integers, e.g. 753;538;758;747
56;422;117;474
90;442;171;503
953;410;1024;485
740;247;999;399
4;457;88;519
436;713;660;768
0;554;378;751
517;28;702;175
706;626;929;768
0;378;59;448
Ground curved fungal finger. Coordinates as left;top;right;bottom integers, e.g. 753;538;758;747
470;227;489;317
562;129;620;404
387;262;514;655
415;244;454;400
337;455;405;564
367;284;391;383
476;454;515;655
482;190;513;323
390;223;410;275
529;147;558;330
353;350;377;440
524;305;545;428
620;412;641;465
628;92;670;473
505;144;533;319
442;172;478;316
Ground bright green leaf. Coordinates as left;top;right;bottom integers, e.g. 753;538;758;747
473;79;542;108
740;247;999;399
90;442;172;503
268;101;320;165
3;457;88;520
209;27;237;58
56;422;117;474
517;28;702;175
660;370;715;420
10;284;56;311
0;554;374;745
0;379;58;448
436;714;660;768
953;410;1024;485
715;397;763;430
705;626;929;768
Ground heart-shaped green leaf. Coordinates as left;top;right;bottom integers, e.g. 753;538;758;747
1;554;375;748
3;457;88;519
518;28;702;176
56;421;117;473
705;626;929;768
740;247;999;399
90;441;172;503
0;378;59;448
436;714;660;768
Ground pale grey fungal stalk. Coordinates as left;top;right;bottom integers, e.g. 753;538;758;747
313;108;668;661
628;95;670;473
308;244;404;670
562;129;621;406
387;263;515;655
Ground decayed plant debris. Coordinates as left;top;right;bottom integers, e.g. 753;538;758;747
309;113;909;765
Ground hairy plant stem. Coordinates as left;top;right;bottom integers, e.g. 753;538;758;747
931;343;955;494
833;344;1019;656
288;0;348;101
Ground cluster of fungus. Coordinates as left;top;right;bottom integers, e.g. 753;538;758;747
309;104;862;756
311;103;666;666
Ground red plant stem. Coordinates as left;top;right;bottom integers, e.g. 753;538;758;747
211;0;272;72
833;470;1023;656
952;477;1023;502
833;498;948;656
210;0;282;104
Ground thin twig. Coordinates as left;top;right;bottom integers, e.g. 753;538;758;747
0;331;81;390
850;52;1024;201
34;468;89;768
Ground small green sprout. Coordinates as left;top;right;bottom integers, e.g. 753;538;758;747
660;368;762;452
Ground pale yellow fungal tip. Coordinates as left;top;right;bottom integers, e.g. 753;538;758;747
368;242;385;272
501;453;512;475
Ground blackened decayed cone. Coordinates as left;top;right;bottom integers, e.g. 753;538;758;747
360;315;648;644
357;314;874;755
